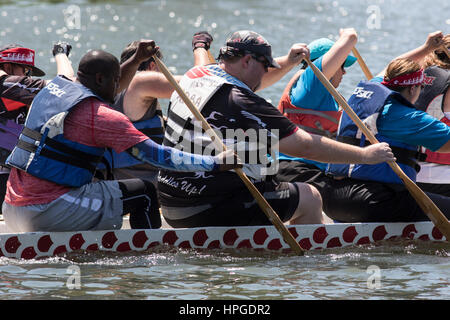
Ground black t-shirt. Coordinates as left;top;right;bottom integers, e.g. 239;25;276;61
0;75;46;124
158;84;297;206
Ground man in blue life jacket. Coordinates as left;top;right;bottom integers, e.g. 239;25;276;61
2;48;240;233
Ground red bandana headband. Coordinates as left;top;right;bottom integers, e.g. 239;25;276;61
0;47;36;67
381;69;424;87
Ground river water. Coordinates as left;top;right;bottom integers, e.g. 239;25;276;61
0;0;449;304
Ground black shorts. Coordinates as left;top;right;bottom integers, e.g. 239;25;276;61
162;180;299;228
276;160;325;184
318;177;450;223
275;160;450;223
417;182;450;197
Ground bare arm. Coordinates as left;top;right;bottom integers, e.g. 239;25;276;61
51;42;75;81
118;40;159;93
436;139;450;153
376;31;444;77
192;31;214;66
258;43;310;91
321;28;358;79
123;71;181;121
278;128;395;164
193;47;212;66
54;53;75;80
397;31;444;64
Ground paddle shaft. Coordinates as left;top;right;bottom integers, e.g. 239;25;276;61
352;47;374;80
305;57;450;240
207;50;216;64
153;56;305;255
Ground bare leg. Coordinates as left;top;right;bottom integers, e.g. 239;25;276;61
288;182;324;224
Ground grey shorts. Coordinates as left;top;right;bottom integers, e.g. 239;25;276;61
2;180;124;232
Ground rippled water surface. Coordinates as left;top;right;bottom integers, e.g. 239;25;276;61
0;0;449;301
0;241;448;300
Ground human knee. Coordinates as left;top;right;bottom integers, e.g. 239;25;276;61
296;183;322;208
289;183;323;224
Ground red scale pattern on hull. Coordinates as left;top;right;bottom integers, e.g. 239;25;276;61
37;235;53;252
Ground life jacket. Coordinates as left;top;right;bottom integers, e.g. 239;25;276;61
102;90;165;170
277;70;342;138
415;66;450;165
326;80;426;184
6;76;106;187
163;64;268;180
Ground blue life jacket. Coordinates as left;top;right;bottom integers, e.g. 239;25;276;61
6;76;106;187
326;80;424;184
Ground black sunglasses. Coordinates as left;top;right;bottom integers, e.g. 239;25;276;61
12;64;32;76
250;54;271;69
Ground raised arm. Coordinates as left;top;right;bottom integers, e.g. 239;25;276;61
397;31;444;65
258;43;310;91
192;31;214;66
123;71;181;121
52;42;75;81
321;28;358;80
118;40;160;92
376;31;444;77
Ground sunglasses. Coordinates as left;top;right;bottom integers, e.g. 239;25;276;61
250;54;271;69
24;66;32;76
16;64;32;76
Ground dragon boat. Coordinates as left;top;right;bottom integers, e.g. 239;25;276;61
0;216;446;260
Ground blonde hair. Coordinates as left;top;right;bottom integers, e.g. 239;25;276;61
383;58;422;91
422;34;450;69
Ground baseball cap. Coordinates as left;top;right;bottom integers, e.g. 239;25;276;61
220;30;281;69
0;44;46;77
308;38;357;67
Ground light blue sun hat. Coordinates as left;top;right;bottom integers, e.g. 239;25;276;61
308;38;357;67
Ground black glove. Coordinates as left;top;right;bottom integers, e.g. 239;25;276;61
192;31;213;51
52;42;72;57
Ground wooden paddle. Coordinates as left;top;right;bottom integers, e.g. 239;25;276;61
352;47;374;80
153;55;306;255
207;50;216;64
305;57;450;240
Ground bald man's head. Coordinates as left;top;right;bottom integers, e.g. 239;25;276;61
77;50;120;103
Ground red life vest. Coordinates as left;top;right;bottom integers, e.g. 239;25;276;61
277;70;341;138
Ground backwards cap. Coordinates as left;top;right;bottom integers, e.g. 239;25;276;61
219;30;281;69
